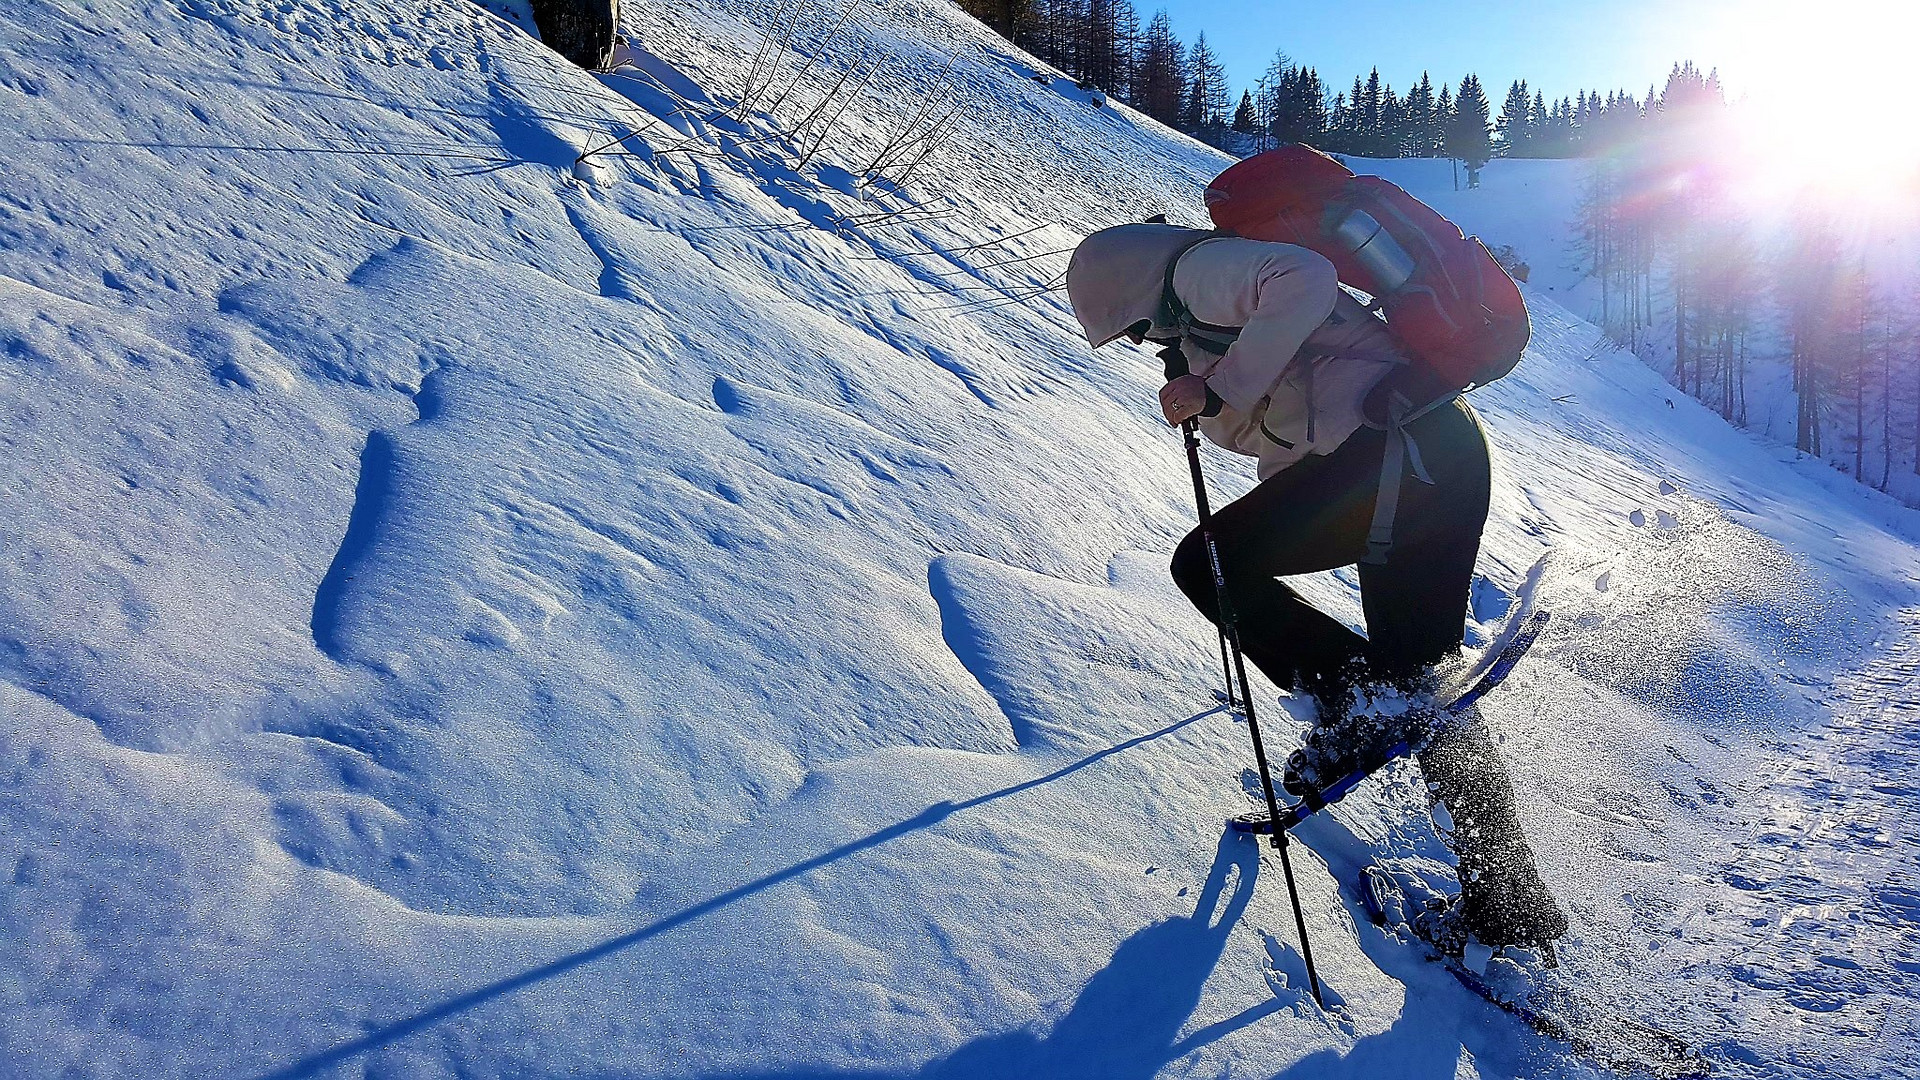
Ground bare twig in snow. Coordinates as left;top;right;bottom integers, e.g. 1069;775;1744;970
918;246;1075;279
930;272;1067;316
762;0;866;118
877;103;964;192
849;221;1053;261
857;47;963;178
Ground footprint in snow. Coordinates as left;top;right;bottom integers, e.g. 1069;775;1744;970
1595;570;1612;592
1656;510;1680;529
1659;479;1680;496
1628;509;1647;526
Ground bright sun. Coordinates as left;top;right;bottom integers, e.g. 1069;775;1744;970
1712;0;1920;210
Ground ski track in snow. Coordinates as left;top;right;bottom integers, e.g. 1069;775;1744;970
1;0;1918;1077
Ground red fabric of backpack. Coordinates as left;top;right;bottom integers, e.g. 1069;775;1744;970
1204;144;1529;394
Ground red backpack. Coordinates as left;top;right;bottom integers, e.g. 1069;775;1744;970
1203;144;1529;394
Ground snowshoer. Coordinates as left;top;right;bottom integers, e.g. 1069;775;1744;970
1065;222;1568;951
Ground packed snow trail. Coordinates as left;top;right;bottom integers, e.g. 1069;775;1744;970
2;0;1919;1077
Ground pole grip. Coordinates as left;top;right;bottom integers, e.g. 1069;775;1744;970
1182;418;1213;521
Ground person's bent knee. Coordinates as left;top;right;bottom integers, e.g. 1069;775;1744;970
1170;529;1214;610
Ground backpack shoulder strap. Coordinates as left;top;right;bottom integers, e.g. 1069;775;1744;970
1160;231;1243;357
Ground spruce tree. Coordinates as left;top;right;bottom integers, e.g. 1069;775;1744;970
1381;86;1404;157
1498;79;1532;157
1328;91;1351;153
1451;75;1494;186
1302;68;1329;143
1232;89;1257;135
1361;69;1385;155
1405;72;1437;156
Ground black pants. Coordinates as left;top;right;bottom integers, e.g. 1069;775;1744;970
1170;398;1492;692
1171;401;1564;942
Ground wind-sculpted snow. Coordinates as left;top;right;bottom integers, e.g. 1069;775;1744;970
2;0;1919;1076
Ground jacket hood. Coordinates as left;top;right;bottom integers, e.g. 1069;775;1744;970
1066;223;1212;348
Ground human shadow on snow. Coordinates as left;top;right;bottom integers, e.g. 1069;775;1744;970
917;829;1269;1080
704;829;1277;1080
255;708;1223;1079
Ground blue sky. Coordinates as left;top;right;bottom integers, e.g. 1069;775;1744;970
1153;0;1748;104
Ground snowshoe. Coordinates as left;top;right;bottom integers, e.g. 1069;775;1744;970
1281;675;1441;799
1229;603;1551;839
1358;867;1706;1079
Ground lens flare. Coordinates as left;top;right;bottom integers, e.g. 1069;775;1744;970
1713;0;1920;211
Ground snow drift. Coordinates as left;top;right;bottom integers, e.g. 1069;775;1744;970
1;0;1917;1077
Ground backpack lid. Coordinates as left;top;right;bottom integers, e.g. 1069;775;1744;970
1205;144;1353;238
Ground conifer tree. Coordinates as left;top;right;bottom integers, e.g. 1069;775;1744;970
1273;65;1329;147
1783;212;1844;457
1181;33;1229;140
957;0;1034;41
1381;85;1404;156
1405;72;1437;156
1253;49;1291;151
1335;74;1366;153
1327;91;1351;152
1908;272;1920;479
1829;261;1877;479
1232;89;1257;135
1497;79;1532;156
1130;9;1185;126
1450;74;1494;186
1081;0;1136;93
1361;68;1385;155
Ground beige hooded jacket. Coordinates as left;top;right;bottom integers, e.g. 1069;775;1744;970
1066;223;1404;479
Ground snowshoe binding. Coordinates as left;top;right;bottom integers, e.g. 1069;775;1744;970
1281;670;1443;800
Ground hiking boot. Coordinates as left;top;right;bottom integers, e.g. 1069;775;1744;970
1282;670;1443;798
1413;885;1565;967
1459;856;1570;950
1410;892;1472;958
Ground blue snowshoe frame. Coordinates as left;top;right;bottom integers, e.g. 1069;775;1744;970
1232;607;1550;837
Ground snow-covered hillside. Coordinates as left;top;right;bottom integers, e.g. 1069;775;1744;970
2;1;1918;1077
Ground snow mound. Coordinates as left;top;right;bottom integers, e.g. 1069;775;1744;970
2;0;1918;1077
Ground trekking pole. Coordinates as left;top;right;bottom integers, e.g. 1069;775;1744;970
1181;418;1325;1008
1214;629;1237;712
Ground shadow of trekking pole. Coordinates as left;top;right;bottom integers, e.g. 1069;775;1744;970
255;708;1222;1080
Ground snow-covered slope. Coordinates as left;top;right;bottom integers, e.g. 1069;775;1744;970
2;1;1917;1077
